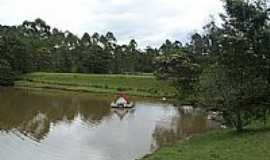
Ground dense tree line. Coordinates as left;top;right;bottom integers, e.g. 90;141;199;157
155;0;270;131
0;19;171;85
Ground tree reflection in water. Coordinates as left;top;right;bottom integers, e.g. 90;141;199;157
151;107;218;152
0;87;217;160
0;88;112;142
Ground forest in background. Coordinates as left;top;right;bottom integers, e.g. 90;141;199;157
0;18;197;85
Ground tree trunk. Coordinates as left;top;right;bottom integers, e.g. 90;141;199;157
236;112;244;132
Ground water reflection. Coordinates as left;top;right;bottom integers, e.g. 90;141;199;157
0;88;216;160
0;88;112;141
151;107;217;151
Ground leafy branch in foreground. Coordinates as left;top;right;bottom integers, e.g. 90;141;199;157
154;54;201;102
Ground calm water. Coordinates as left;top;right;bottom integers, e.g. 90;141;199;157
0;88;216;160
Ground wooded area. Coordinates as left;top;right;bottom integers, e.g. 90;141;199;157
155;0;270;131
0;18;188;85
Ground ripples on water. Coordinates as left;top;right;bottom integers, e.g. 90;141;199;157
0;88;217;160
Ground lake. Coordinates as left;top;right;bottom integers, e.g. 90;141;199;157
0;87;217;160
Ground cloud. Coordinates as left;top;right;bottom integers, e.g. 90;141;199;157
0;0;224;48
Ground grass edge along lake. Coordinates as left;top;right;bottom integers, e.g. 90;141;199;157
141;122;270;160
15;72;176;98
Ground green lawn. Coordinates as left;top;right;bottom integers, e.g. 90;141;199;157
15;72;176;97
142;124;270;160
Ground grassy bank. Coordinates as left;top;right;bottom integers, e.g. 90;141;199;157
142;124;270;160
15;72;176;97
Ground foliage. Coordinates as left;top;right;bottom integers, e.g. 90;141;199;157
0;19;161;86
154;0;270;131
154;54;201;101
197;0;270;131
0;59;15;85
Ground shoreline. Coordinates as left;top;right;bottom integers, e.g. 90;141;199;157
15;72;177;98
15;83;176;98
140;124;270;160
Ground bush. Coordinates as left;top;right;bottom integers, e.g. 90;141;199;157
197;66;270;131
0;60;16;86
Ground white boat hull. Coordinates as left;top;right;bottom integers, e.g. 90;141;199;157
110;102;135;108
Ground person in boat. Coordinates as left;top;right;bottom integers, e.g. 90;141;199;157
115;93;129;107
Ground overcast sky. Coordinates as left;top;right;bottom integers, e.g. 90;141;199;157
0;0;224;48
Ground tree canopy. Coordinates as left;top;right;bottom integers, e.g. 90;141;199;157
155;0;270;131
0;19;170;85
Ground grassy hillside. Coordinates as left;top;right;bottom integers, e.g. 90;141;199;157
15;72;176;97
142;124;270;160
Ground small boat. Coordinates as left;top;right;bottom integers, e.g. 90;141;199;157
111;92;135;108
110;102;135;108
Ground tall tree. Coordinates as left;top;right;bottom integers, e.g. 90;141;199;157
197;0;270;131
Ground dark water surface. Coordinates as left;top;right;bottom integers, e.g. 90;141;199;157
0;88;216;160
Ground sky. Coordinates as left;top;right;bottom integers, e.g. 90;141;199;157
0;0;224;48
